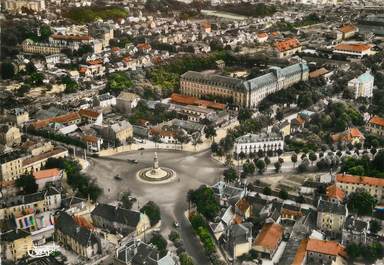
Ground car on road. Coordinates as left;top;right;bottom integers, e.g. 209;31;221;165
138;147;145;150
173;221;179;228
114;175;122;180
127;159;138;164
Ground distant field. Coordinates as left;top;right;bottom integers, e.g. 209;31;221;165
216;3;277;18
64;6;128;23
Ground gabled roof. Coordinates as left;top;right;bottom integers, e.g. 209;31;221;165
338;24;358;34
33;168;61;180
317;200;346;215
336;173;384;187
254;223;283;251
91;203;142;228
274;38;301;52
306;239;346;257
334;43;372;52
369;115;384;127
79;109;101;119
326;184;345;202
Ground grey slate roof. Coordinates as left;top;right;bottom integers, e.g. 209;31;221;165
2;229;30;242
55;212;98;246
227;222;252;245
91;203;141;227
344;216;368;232
181;71;244;91
235;132;283;144
317;200;347;215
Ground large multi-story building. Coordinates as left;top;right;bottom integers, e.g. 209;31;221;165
274;38;302;58
0;151;25;183
180;63;309;108
333;43;374;58
316;199;347;235
348;71;374;99
3;0;45;12
234;132;284;155
1;229;33;262
21;39;63;55
336;173;384;202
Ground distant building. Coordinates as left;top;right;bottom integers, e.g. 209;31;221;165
234;132;284;155
21;39;64;55
256;32;268;43
342;215;374;246
94;93;116;108
366;115;384;137
7;108;29;126
348;71;374;99
180;63;309;108
316;200;347;235
3;0;45;12
336;173;384;202
274;38;302;58
330;127;365;145
32;168;64;190
116;92;140;113
1;229;33;262
89;22;114;48
0;124;21;147
337;24;358;40
78;109;103;125
333;43;374;58
358;14;384;36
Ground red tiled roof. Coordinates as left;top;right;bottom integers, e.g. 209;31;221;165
336;173;384;187
32;112;81;129
369;116;384;127
306;239;346;257
254;223;283;251
257;32;268;38
309;68;329;79
338;24;357;34
23;148;67;167
275;38;301;52
331;127;365;143
326;184;345;201
86;59;103;65
334;43;372;53
78;109;100;119
170;93;225;110
137;43;151;50
292;239;308;265
82;135;98;143
51;34;92;41
33;168;61;180
236;198;250;213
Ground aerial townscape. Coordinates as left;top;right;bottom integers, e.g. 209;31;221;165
1;0;384;264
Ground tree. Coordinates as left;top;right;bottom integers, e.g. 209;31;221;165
276;149;283;157
189;186;220;220
238;108;253;121
266;150;274;157
204;126;217;142
296;195;305;203
120;191;135;209
264;156;271;166
291;153;298;168
150;233;167;257
255;159;266;174
274;161;282;173
348;191;376;216
15;174;38;194
1;62;15;79
223;167;238;183
297;162;308;173
257;149;264;158
373;150;384;172
169;231;180;242
308;152;317;165
371;147;377;156
263;186;272;195
140;201;161;226
242;161;255;177
179;252;194;265
106;72;133;94
279;189;288;200
370;220;381;234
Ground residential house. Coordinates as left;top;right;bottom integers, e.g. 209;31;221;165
330;127;365;145
336;173;384;202
91;203;150;236
1;229;33;262
0;150;26;184
366;115;384;137
274;38;302;58
115;239;176;265
100;120;133;145
22;148;68;175
316;200;347;235
78;109;103;125
116;92;141;113
342;215;374;246
306;239;347;265
82;135;103;153
94;93;116;108
348;71;374;99
326;184;345;203
0;124;22;147
253;223;284;259
338;24;359;40
32;168;64;190
222;222;253;259
55;212;100;258
256;32;268;43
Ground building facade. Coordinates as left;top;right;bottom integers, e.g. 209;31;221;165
316;200;347;235
234;132;284;155
348;71;374;99
3;0;45;12
180;63;309;108
366;115;384;136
